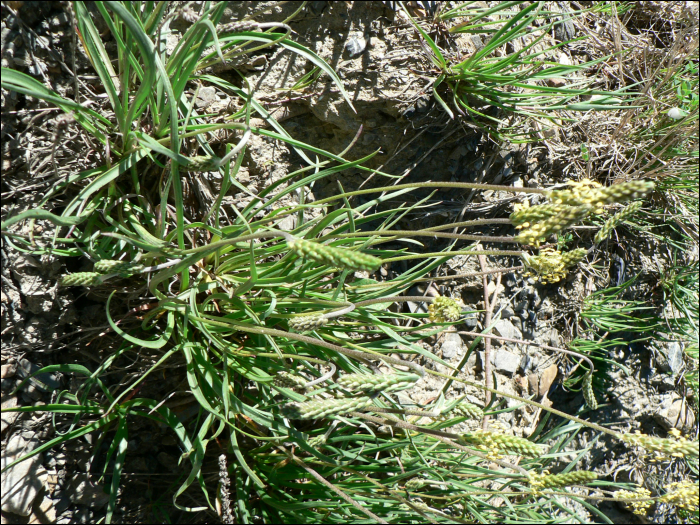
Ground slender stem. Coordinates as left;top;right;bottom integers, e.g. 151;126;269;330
455;330;596;376
328;218;514;241
311;182;547;207
382;250;523;263
354;296;440;308
366;406;443;417
139;258;183;272
330;230;517;243
348;266;523;289
321;304;355;320
276;444;388;524
177;229;290;255
350;411;529;476
304;362;337;389
191;314;426;376
425;368;620;439
212;126;251;167
423;218;513;232
479;254;494;430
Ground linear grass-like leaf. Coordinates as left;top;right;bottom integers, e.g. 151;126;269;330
458;1;541;70
76;2;123;131
102;2;156;137
0;415;116;474
203;32;355;113
1;68;109;142
61;149;147;218
105;416;128;524
106;291;174;349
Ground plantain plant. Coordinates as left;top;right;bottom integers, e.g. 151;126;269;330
1;2;697;524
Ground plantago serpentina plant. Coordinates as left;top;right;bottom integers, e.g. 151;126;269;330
405;2;643;142
1;2;694;524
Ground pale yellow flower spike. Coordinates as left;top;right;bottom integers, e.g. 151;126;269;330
614;488;653;516
660;480;699;512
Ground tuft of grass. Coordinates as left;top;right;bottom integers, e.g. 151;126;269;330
404;1;640;142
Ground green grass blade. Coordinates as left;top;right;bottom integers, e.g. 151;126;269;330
1;68;109;141
106;291;175;349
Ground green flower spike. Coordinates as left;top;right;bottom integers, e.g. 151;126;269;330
59;272;104;287
307;434;328;449
217;21;259;33
529;470;598;493
282;396;374;420
459;430;543;458
582;371;597;409
614;488;653;515
621;428;699;460
437;400;484;421
428;296;463;323
273;372;308;390
93;259;143;276
288;314;328;333
336;373;421;394
521;248;566;284
287;238;382;271
184;155;221;172
560;248;587;268
659;480;699;512
521;247;587;284
594;201;643;243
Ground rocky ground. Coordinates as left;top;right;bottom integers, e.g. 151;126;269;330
1;1;697;523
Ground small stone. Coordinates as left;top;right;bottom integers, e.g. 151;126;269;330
465;352;478;374
657;342;684;375
515;374;529;394
194;86;218;110
493;319;521;341
500;305;515;319
513;300;528;312
29;494;56;524
538;363;558;397
277;215;296;232
23;383;43;401
504;273;519;288
520;353;536;374
1;363;17;379
345;34;367;57
66;474;110;508
493;350;519;375
528;373;539;396
463;313;478;329
17;358;60;392
440;332;463;359
1;433;47;516
1;395;20;434
655;394;695;432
